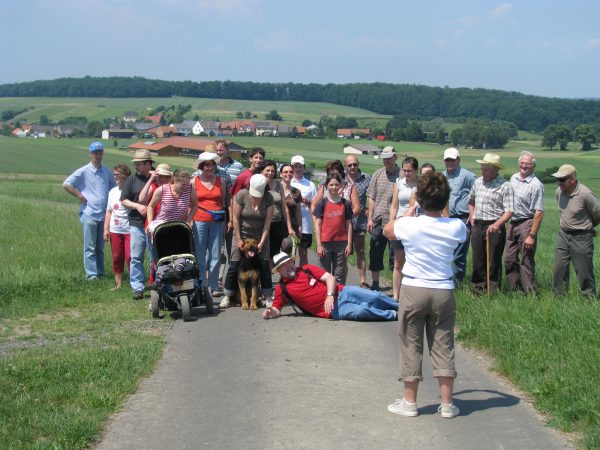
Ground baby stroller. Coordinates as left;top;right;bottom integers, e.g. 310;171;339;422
150;221;213;321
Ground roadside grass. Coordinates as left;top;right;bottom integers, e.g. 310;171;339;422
0;178;169;449
3;134;600;447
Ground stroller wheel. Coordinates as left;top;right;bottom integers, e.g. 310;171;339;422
150;291;160;319
180;294;192;322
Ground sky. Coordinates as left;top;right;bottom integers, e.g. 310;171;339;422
2;0;600;99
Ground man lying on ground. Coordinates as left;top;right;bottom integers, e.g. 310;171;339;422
263;252;398;321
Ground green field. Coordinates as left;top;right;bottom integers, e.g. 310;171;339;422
2;135;600;448
0;97;391;127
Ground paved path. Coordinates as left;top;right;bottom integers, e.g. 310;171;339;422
96;253;569;449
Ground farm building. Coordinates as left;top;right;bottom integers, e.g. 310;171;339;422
343;143;382;155
102;128;136;139
127;137;247;160
337;128;372;139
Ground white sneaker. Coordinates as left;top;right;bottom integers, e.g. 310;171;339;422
438;403;460;419
387;398;418;417
219;296;230;309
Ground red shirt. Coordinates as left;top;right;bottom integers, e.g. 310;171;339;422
229;169;253;197
272;264;344;319
313;198;352;242
193;176;223;222
144;183;161;229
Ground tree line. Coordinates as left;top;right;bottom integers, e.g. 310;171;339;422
1;76;600;132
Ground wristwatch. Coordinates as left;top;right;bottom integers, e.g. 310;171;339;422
529;233;536;238
327;292;334;296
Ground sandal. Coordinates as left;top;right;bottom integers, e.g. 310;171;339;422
360;282;370;289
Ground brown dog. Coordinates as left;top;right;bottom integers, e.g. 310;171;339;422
237;238;261;310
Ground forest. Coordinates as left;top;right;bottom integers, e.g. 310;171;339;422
1;76;599;132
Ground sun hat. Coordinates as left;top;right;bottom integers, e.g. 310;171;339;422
89;141;104;153
249;174;267;198
552;164;577;178
475;153;504;170
443;148;460;160
194;152;221;170
272;251;296;273
291;155;305;166
155;163;173;177
380;146;397;159
131;149;154;162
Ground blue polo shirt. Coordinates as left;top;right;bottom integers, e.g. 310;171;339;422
64;163;115;221
444;166;476;217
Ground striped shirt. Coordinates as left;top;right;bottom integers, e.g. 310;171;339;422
155;183;192;223
468;175;514;221
218;158;245;185
510;173;544;220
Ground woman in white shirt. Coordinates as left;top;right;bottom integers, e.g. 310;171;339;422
103;164;132;290
383;171;466;419
389;156;419;301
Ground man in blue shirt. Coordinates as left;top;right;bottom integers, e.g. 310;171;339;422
64;141;116;280
443;148;476;284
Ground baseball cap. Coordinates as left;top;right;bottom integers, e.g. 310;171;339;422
552;164;576;178
291;155;305;166
249;174;267;198
443;148;460;160
89;141;104;153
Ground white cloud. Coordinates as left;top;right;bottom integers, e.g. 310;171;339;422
489;3;513;18
584;37;600;49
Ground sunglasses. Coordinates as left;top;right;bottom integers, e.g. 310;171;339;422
556;177;570;183
346;163;358;167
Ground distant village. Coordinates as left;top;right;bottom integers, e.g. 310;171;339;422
6;110;389;160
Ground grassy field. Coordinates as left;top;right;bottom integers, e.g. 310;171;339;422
2;135;600;448
0;97;391;127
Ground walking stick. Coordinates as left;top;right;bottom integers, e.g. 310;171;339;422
486;234;491;297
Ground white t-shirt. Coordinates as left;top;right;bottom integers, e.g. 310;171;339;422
107;186;130;234
394;215;466;289
395;178;417;218
291;176;317;234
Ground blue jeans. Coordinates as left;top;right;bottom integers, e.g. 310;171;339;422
80;213;105;279
193;220;224;290
129;225;150;292
452;218;471;283
332;286;398;321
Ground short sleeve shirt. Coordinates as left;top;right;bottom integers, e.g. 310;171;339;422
236;189;274;240
64;163;115;220
367;165;401;223
556;182;600;231
510;173;544;220
468;175;514;221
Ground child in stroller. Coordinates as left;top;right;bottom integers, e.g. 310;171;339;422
150;221;213;321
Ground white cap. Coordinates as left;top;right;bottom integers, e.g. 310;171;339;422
379;146;396;159
291;155;305;166
249;174;267;198
443;148;460;160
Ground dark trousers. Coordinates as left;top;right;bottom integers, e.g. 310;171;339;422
504;219;537;292
471;221;506;292
368;231;394;272
552;229;596;296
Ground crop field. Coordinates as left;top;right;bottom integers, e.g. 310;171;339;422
0;96;391;127
2;134;600;447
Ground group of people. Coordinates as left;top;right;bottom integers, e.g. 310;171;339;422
63;141;600;300
63;139;600;420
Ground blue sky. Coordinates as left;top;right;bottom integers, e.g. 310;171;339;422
2;0;599;99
